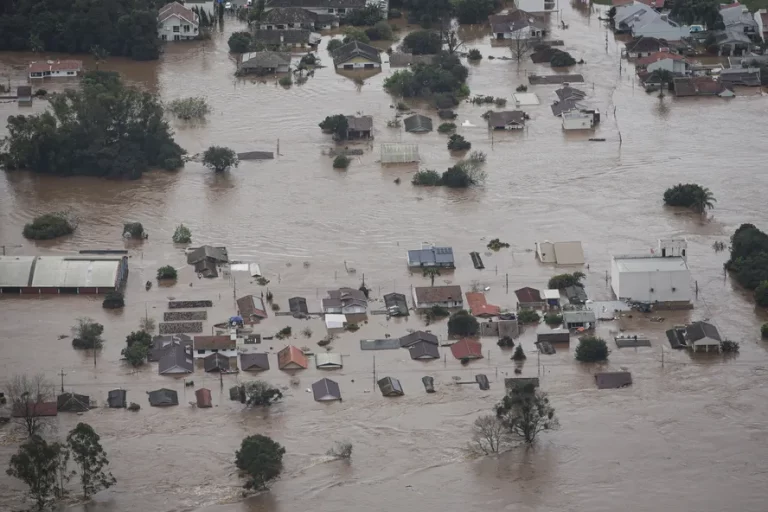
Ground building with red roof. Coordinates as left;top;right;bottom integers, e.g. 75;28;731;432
29;60;83;79
278;345;308;370
465;292;501;317
450;338;483;360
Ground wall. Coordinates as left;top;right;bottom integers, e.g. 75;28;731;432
515;0;547;12
563;115;593;130
647;59;686;73
633;20;690;40
187;0;215;16
194;348;238;359
337;56;381;69
615;269;691;302
159;16;198;41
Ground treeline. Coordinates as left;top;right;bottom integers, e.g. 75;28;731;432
391;0;500;25
0;0;164;60
725;223;768;306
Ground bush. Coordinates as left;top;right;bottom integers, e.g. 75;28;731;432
720;339;739;353
127;402;140;411
550;50;576;67
437;122;456;133
172;224;191;244
516;84;528;92
367;21;393;41
342;27;370;44
756;281;768;307
383;53;469;100
327;441;353;459
342;5;384;25
168;97;210;120
125;330;152;348
448;310;479;337
762;323;768;339
319;114;349;139
497;336;515;348
157;265;177;280
327;39;343;53
575;336;608;362
494;97;507;106
427;305;451;319
548;272;585;290
663;183;716;213
517;309;540;324
228;31;252;53
402;30;442;54
447;134;471;152
433;92;458;109
487;238;509;251
23;213;75;240
278;76;292;87
467;49;482;61
453;0;499;24
244;381;284;407
102;292;125;309
725;224;768;290
202;146;238;172
412;169;441;186
71;318;105;350
344;323;360;332
300;53;317;66
512;344;526;360
122;222;144;239
275;326;292;340
543;313;562;326
333;155;351;169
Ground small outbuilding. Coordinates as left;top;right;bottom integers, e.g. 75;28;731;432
204;352;230;373
450;338;483;360
17;85;32;106
325;313;347;330
278;345;308;370
345;115;373;139
404;114;433;133
536;330;570;344
383;292;409;316
289;296;309;315
487;110;526;130
240;51;292;74
378;376;404;396
409;340;440;360
195;388;212;408
422;376;435;393
685;321;722;353
515;287;545;309
380;143;420;164
562;309;596;329
240;352;270;372
475;374;490;390
541;289;560;308
148;388;179;407
595;371;632;389
107;389;127;408
312;378;342;401
57;393;90;412
316;352;343;369
400;330;439;347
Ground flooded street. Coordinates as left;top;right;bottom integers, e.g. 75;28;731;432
2;2;768;511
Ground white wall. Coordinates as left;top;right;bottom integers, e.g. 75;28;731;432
515;0;546;12
337;61;381;69
194;348;238;359
613;268;691;302
563;115;593;130
647;59;687;73
187;0;215;16
159;15;198;41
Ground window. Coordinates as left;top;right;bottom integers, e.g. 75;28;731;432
328;8;334;12
162;34;167;40
184;25;190;32
212;349;219;353
67;71;75;75
344;64;354;69
174;35;180;41
197;349;205;354
338;8;346;13
173;25;179;32
364;63;374;69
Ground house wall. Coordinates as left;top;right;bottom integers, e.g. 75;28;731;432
159;16;199;41
264;6;354;14
194;348;238;359
30;69;79;79
562;115;593;130
647;59;687;73
633;19;690;40
613;269;691;303
260;22;313;30
628;50;653;58
498;26;544;40
187;0;215;16
412;289;462;309
515;0;550;12
337;56;381;69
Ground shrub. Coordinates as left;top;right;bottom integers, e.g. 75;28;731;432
467;49;482;61
762;323;768;339
342;27;370;44
448;310;479;337
157;265;178;280
327;39;343;53
228;31;252;53
244;381;284;407
300;53;317;66
497;336;515;348
271;303;280;311
122;222;144;239
367;20;393;41
327;441;353;459
663;183;716;213
123;342;149;367
168;97;210;120
202;146;238;172
427;305;450;320
127;402;140;411
720;339;739;353
278;76;292;87
550;50;576;67
102;292;125;309
433;92;458;109
319;114;349;139
125;330;152;348
302;327;313;338
172;224;191;244
342;5;384;25
34;89;47;96
333;155;351;169
516;84;528;92
543;313;562;326
755;281;768;307
575;336;608;362
402;30;442;54
517;309;540;324
487;238;509;251
437;122;456;133
23;213;75;240
447;134;471;152
412;169;441;186
548;272;585;289
512;345;526;360
494;97;507;106
344;323;360;332
275;326;292;340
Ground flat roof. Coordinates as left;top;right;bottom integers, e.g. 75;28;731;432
542;289;560;300
31;257;120;288
614;256;688;273
0;256;35;287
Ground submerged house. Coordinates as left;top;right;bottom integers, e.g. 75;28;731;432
186;245;227;278
57;393;90;412
29;60;83;79
158;343;195;375
450;338;483;360
383;292;409;316
412;285;463;309
535;241;585;264
147;388;179;407
240;51;292;75
515;287;545;309
487;110;526;130
158;2;199;41
595;371;633;389
685;321;722;352
278;345;308;369
315;352;343;369
237;294;268;323
403;114;433;133
378;376;404;396
406;245;455;268
240;352;270;371
489;10;547;40
322;287;367;314
289;296;309;315
565;285;588;304
12;402;58;418
332;40;381;70
107;389;127;408
719;67;761;86
400;330;439;347
149;334;193;362
562;309;596;329
465;292;500;317
193;336;237;360
409;340;440;360
258;7;331;30
345;115;373;139
673;76;733;97
203;352;231;373
312;378;342;401
624;36;663;58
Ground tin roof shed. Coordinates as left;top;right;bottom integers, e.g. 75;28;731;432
278;345;308;370
195;388;212;408
312;378;342;401
378;376;404;396
148;388;178;407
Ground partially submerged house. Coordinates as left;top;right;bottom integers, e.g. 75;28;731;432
107;389;127;408
203;352;231;373
378;376;404;396
565;285;588;304
611;239;691;305
240;352;270;371
332;40;381;70
289;296;309;315
399;330;439;347
264;0;367;14
240;51;292;75
360;338;402;350
148;388;179;407
636;51;690;73
409;340;440;360
383;292;409;316
595;371;633;389
195;388;212;408
404;114;433;133
562;309;596;329
322;287;367;314
186;245;228;278
12;402;58;418
624;36;663;58
278;345;308;369
158;2;199;41
719;67;761;86
316;352;343;369
487;110;526;130
514;0;556;13
535;241;585;264
345;115;373;139
673;76;733;97
536;330;570;344
237;294;268;323
465;292;500;317
193;335;237;360
149;334;193;362
57;393;90;412
407;245;455;268
412;285;464;309
258;7;331;30
312;378;342;401
562;110;597;130
489;10;547;40
29;60;83;79
252;29;318;48
450;338;483;360
515;287;545;309
158;343;195;375
685;321;722;352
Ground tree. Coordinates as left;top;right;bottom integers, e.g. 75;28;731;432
122;222;145;239
543;313;562;326
422;266;441;285
720;339;739;353
575;336;608;362
157;265;178;280
326;441;353;458
663;183;716;213
550;50;576;67
402;0;452;26
67;423;116;499
755;281;768;307
319;114;349;139
654;69;675;96
447;134;471;152
90;45;109;71
22;213;75;240
71;318;105;350
6;374;54;437
172;224;192;244
244;381;284;406
229;31;252;52
202;146;239;172
761;323;768;339
448;310;479;337
235;435;286;490
168;97;211;120
512;345;526;361
383;53;469;99
102;291;125;309
467;49;482;61
517;309;540;323
547;272;585;289
495;383;558;445
1;71;184;179
342;26;370;44
443;29;465;54
691;186;717;214
122;342;149;367
367;20;393;40
471;414;508;454
437;122;456;133
509;32;530;62
403;30;442;54
327;39;344;53
453;0;498;24
7;436;66;510
333;155;350;169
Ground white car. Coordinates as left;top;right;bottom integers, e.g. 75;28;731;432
224;1;232;8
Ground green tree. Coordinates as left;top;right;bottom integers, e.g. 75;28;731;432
755;281;768;307
467;48;482;61
550;50;576;67
244;381;284;406
342;4;384;25
157;265;178;280
402;0;452;26
327;39;344;53
102;291;125;309
543;313;562;326
511;344;526;360
22;213;75;240
342;26;370;43
319;114;349;139
403;30;442;54
71;318;105;350
447;134;471;151
229;31;252;53
517;309;540;323
547;272;585;289
168;97;211;120
67;423;116;499
495;383;558;445
575;336;608;362
452;0;498;24
7;436;66;511
235;435;286;490
448;310;479;337
202;146;239;172
333;155;351;169
422;266;441;285
663;183;715;213
122;342;149;367
172;224;192;244
412;169;442;186
90;45;109;71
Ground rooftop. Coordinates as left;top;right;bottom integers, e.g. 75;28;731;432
266;0;366;7
407;246;454;266
262;7;317;24
487;110;526;127
414;285;463;304
159;1;198;25
252;29;312;45
613;256;689;272
515;287;543;303
0;255;124;289
241;51;292;69
194;335;236;351
29;60;83;73
345;115;373;132
636;51;688;66
332;40;381;66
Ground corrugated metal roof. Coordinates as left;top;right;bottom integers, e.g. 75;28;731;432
312;378;341;401
316;352;343;368
30;257;120;288
0;256;35;287
614;256;688;272
552;241;585;265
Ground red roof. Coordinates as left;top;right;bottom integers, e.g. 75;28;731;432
12;401;58;417
465;292;501;317
451;338;483;360
636;52;687;66
515;287;542;304
29;60;83;73
195;388;212;408
278;345;308;369
612;0;665;8
194;335;235;351
159;1;198;25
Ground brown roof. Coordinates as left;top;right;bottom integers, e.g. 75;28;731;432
515;287;542;304
194;335;235;351
159;1;198;24
450;338;483;360
237;295;268;320
636;52;687;66
465;292;500;317
278;345;308;369
195;388;212;408
414;285;463;304
29;60;83;73
12;401;58;417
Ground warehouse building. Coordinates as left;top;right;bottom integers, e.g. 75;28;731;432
0;255;128;294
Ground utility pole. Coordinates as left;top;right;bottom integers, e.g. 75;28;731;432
59;369;66;393
506;273;509;294
372;355;376;387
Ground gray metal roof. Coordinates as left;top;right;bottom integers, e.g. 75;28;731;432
158;344;194;374
686;321;722;343
29;256;121;288
0;256;35;287
378;376;404;396
149;335;192;362
316;352;343;368
186;245;228;265
242;51;292;69
536;331;570;343
241;352;270;371
312;378;341;401
400;331;439;347
404;115;433;133
565;285;588;303
253;29;312;45
148;388;179;406
383;292;408;315
595;371;632;389
407;246;454;266
107;389;127;408
409;340;439;359
332;40;381;66
487;110;526;129
345;115;373;132
204;352;231;372
262;7;317;24
555;86;586;102
289;296;308;314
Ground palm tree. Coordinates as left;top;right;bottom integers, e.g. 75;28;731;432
692;187;716;214
422;267;441;286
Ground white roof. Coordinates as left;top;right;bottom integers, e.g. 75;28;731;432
513;92;540;105
316;352;343;368
542;289;560;300
553;241;585;265
325;314;347;329
0;256;35;287
614;256;688;273
31;257;121;288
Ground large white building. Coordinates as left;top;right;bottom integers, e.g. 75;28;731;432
611;239;691;304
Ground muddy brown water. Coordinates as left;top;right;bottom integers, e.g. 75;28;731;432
2;4;768;512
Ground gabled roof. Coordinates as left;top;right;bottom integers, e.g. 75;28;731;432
316;352;343;368
489;10;546;33
487;110;526;128
332;40;381;66
407;246;454;266
400;330;439;347
673;76;727;97
57;393;90;412
312;378;342;401
612;0;665;8
595;371;633;389
409;340;440;359
555;85;586;101
194;335;235;351
237;294;269;320
413;285;463;304
404;115;433;133
450;338;483;360
159;2;198;25
107;389;127;408
29;60;83;73
515;287;543;304
278;345;308;369
242;51;292;70
636;51;688;66
148;388;179;407
186;245;228;265
345;115;373;132
266;0;366;7
253;29;312;45
204;352;231;372
149;334;192;362
195;388;212;408
262;7;318;24
465;292;500;317
241;352;270;371
159;343;194;374
686;321;722;343
625;36;663;53
378;376;404;396
289;296;308;314
383;292;409;315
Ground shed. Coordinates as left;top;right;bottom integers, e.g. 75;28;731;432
487;110;526;130
380;143;420;164
595;371;632;389
562;309;596;329
204;352;231;373
450;338;483;360
383;292;409;316
666;327;686;349
409;340;440;359
289;296;309;315
504;377;540;391
57;393;90;412
378;376;404;396
316;352;343;369
536;330;570;344
345;115;373;139
400;331;439;347
195;388;212;408
542;289;560;307
278;345;308;369
107;389;127;408
515;287;544;308
422;376;435;393
148;388;179;407
312;378;342;401
240;352;270;371
475;374;490;390
404;114;433;133
325;313;347;329
17;85;32;106
565;285;588;304
241;51;292;74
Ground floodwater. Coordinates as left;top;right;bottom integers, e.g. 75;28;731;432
2;3;768;511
